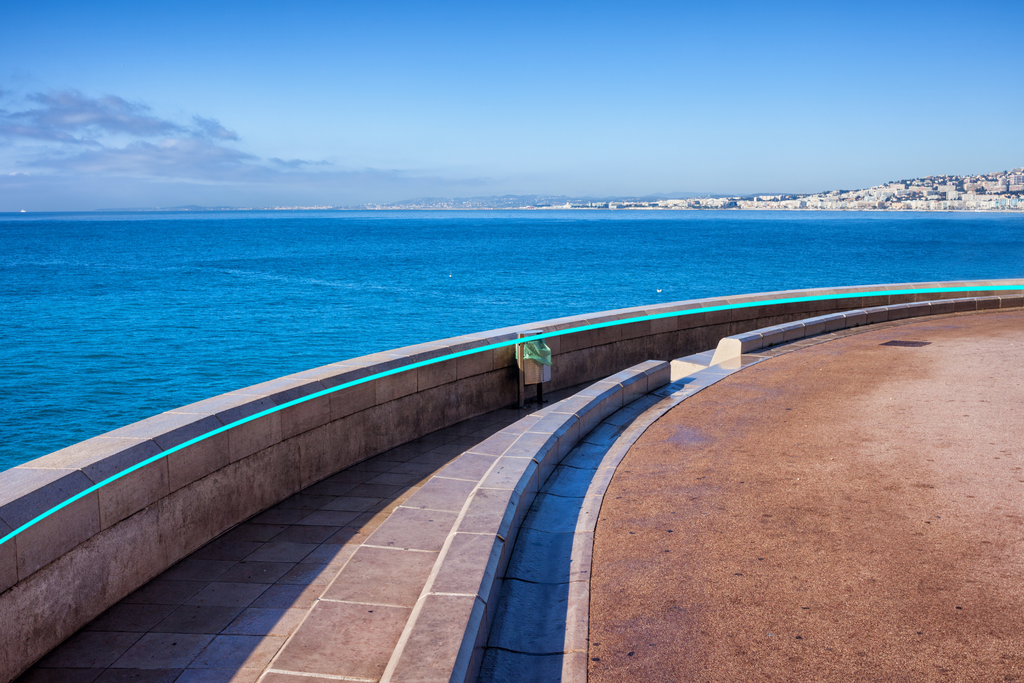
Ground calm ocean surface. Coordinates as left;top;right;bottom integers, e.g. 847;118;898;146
2;210;1023;471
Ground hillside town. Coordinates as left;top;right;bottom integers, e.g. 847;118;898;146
351;167;1024;212
673;167;1024;212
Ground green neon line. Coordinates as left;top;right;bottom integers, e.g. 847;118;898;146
2;284;1022;547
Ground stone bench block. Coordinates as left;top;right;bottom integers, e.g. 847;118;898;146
999;294;1024;308
863;306;889;324
503;431;558;463
928;300;956;315
431;533;504;601
800;316;829;337
977;296;1001;310
952;298;979;312
479;456;538;496
886;304;912;320
843;311;868;328
781;321;807;342
390;594;484;683
459;488;521;539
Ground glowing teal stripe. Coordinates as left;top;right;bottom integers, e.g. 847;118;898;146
2;284;1022;548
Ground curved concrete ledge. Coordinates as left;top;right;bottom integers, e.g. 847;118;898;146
477;297;1024;682
1;280;1023;681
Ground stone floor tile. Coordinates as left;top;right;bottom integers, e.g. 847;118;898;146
221;607;308;636
323;546;437;607
276;562;341;586
463;430;521;457
122;580;208;606
174;669;259;683
216;561;295;584
297;541;357;566
321;527;370;546
243;542;317;563
188;634;286;670
13;669;104;683
386;461;442;476
502;527;575;584
342;508;392;533
247;508;307;526
409;451;462;466
365;507;458;552
487;579;569;654
273;494;335;510
401;476;476;513
259;673;340;683
543;465;599;499
436;453;497;482
294;509;360;527
184;582;269;608
299;480;354;497
216;523;287;544
158;559;236;582
363;471;424;487
84;603;177;633
151;605;245;634
270;602;411;680
317;495;382;512
521;493;585;535
321;469;375;486
343;482;408;499
94;668;182;682
36;631;144;669
478;649;565;682
191;539;264;562
426;442;469;457
109;633;213;669
249;583;324;610
344;459;397;473
268;524;339;544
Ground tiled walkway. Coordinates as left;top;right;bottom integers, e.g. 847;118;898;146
16;400;559;683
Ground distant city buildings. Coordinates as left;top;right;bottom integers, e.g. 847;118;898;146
340;167;1024;212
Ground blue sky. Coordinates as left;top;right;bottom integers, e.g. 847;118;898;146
2;0;1022;210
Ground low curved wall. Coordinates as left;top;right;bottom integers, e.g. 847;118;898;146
1;279;1023;680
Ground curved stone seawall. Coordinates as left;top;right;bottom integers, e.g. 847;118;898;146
1;279;1022;681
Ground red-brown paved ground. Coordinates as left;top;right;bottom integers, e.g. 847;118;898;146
589;310;1024;682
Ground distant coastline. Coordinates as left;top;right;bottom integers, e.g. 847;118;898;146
77;166;1023;214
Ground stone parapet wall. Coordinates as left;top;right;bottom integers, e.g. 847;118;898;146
1;279;1022;681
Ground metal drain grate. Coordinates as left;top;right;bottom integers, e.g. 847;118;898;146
881;340;931;347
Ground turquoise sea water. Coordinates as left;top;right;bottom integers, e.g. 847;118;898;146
2;209;1023;471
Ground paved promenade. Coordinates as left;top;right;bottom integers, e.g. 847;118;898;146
589;310;1024;681
13;403;551;683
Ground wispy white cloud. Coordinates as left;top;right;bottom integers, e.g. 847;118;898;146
0;88;501;209
0;90;184;143
191;115;239;141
